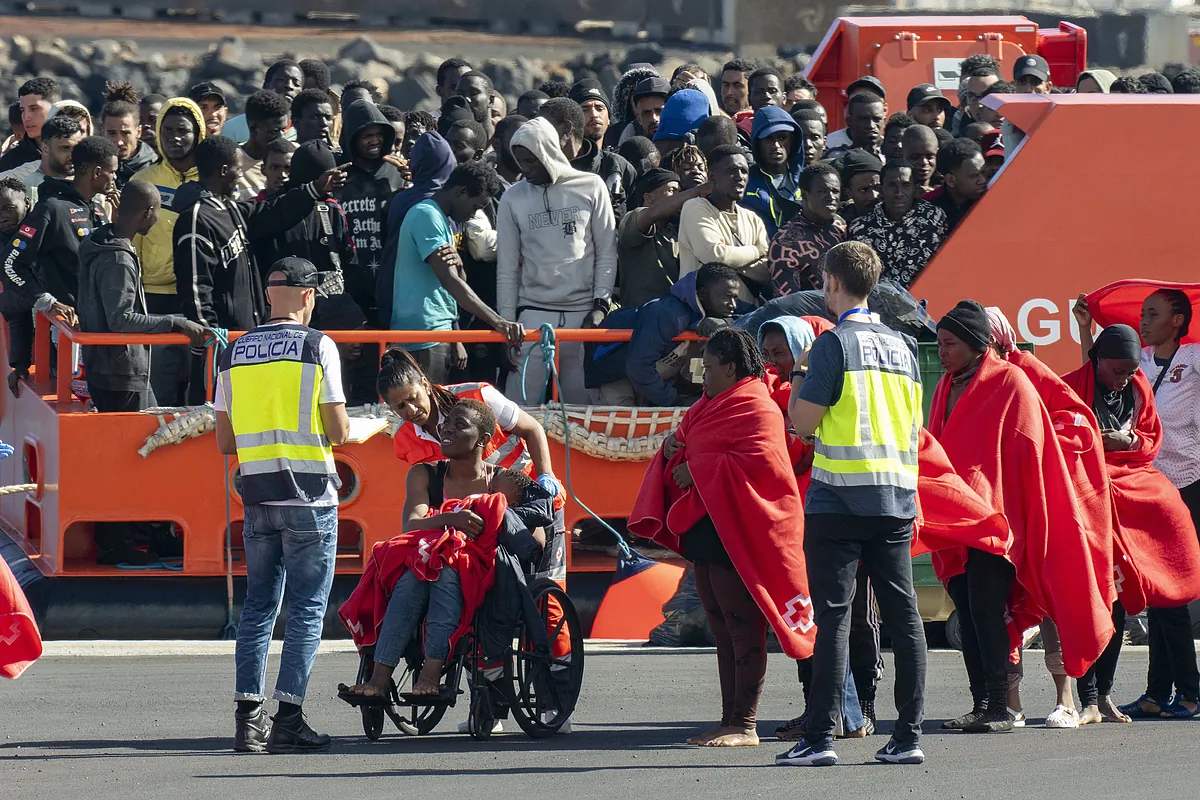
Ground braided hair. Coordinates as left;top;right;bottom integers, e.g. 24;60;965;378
1151;288;1193;341
663;143;706;180
704;328;765;380
377;347;459;422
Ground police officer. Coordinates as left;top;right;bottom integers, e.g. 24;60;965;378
778;241;928;767
215;256;350;754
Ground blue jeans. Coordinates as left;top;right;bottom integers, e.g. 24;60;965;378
373;568;464;667
234;503;338;706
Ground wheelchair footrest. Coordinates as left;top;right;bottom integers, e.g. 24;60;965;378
396;687;459;707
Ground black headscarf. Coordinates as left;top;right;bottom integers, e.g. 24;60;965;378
1090;324;1141;430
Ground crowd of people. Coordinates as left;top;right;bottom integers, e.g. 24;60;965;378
1;45;1199;761
4;52;1196;418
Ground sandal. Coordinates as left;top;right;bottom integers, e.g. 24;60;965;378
1117;694;1163;719
1159;700;1200;719
337;683;392;708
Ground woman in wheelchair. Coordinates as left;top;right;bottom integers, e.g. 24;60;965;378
340;400;557;705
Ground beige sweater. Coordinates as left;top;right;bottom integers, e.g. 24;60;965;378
677;197;769;290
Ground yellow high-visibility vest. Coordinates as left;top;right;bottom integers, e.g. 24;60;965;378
218;323;339;505
811;322;922;491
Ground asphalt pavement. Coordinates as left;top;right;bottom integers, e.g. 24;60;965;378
1;646;1196;799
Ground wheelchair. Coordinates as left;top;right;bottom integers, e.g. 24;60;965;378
346;575;584;741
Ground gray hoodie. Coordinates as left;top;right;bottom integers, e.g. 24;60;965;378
78;224;189;392
496;117;617;320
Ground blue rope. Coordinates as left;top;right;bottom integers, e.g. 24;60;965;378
523;323;633;559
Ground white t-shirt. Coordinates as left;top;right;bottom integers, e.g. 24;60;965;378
1140;343;1200;489
215;324;346;505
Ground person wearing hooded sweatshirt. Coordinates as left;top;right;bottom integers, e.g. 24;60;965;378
377;131;456;330
335;99;405;326
252;139;357;305
130;97;206;406
586;263;748;407
1076;69;1117;94
497;116;617;404
744;106;805;239
538;98;636;220
603;66;661;151
100;83;158;189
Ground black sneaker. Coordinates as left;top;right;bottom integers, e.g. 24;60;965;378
962;706;1014;733
774;712;808;741
875;738;925;765
265;710;332;753
233;705;271;752
941;703;986;730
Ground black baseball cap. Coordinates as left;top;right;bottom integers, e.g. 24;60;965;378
632;76;671;103
188;81;226;106
570;79;609;111
267;257;319;288
906;84;952;111
846;75;886;99
1013;55;1050;82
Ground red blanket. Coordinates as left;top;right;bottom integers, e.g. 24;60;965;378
912;429;1012;559
1006;349;1116;608
928;350;1113;677
1062;363;1200;612
338;493;506;652
628;377;814;659
0;558;40;679
1085;280;1200;345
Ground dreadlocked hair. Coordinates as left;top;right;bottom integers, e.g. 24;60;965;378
101;81;139;122
704;328;765;380
1151;288;1193;340
377;347;458;419
663;143;705;175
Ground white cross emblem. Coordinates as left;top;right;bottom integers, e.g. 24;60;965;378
0;620;23;646
782;594;815;633
1113;564;1126;596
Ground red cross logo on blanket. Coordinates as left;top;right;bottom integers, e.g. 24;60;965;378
1113;564;1126;596
783;594;815;633
0;621;23;646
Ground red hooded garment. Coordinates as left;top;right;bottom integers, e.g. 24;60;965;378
1061;363;1200;613
928;349;1113;677
339;493;506;652
628;376;815;660
0;558;41;679
761;315;835;492
1005;349;1116;609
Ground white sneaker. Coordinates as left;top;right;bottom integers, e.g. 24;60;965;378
1045;705;1079;729
542;711;572;734
456;718;504;735
775;742;838;767
1008;707;1026;728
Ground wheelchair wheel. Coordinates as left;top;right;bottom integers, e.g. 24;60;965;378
504;578;585;739
468;685;495;740
354;648;387;741
392;666;450;736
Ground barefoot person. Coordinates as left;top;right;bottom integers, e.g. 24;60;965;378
629;328;814;748
1075;289;1200;720
1063;321;1200;724
340;400;505;699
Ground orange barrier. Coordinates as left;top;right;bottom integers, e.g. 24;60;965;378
911;93;1200;373
2;315;694;585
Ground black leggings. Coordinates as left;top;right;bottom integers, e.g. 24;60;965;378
946;549;1015;706
1078;601;1127;707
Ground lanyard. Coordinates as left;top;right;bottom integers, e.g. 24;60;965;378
838;307;872;323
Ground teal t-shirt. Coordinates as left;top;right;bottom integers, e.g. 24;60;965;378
390;198;458;350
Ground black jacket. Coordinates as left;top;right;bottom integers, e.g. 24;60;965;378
335;100;405;324
77;225;188;391
0;177;104;308
116;141;158;189
569;139;637;220
252;190;357;290
172;181;321;331
0;136;40;172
